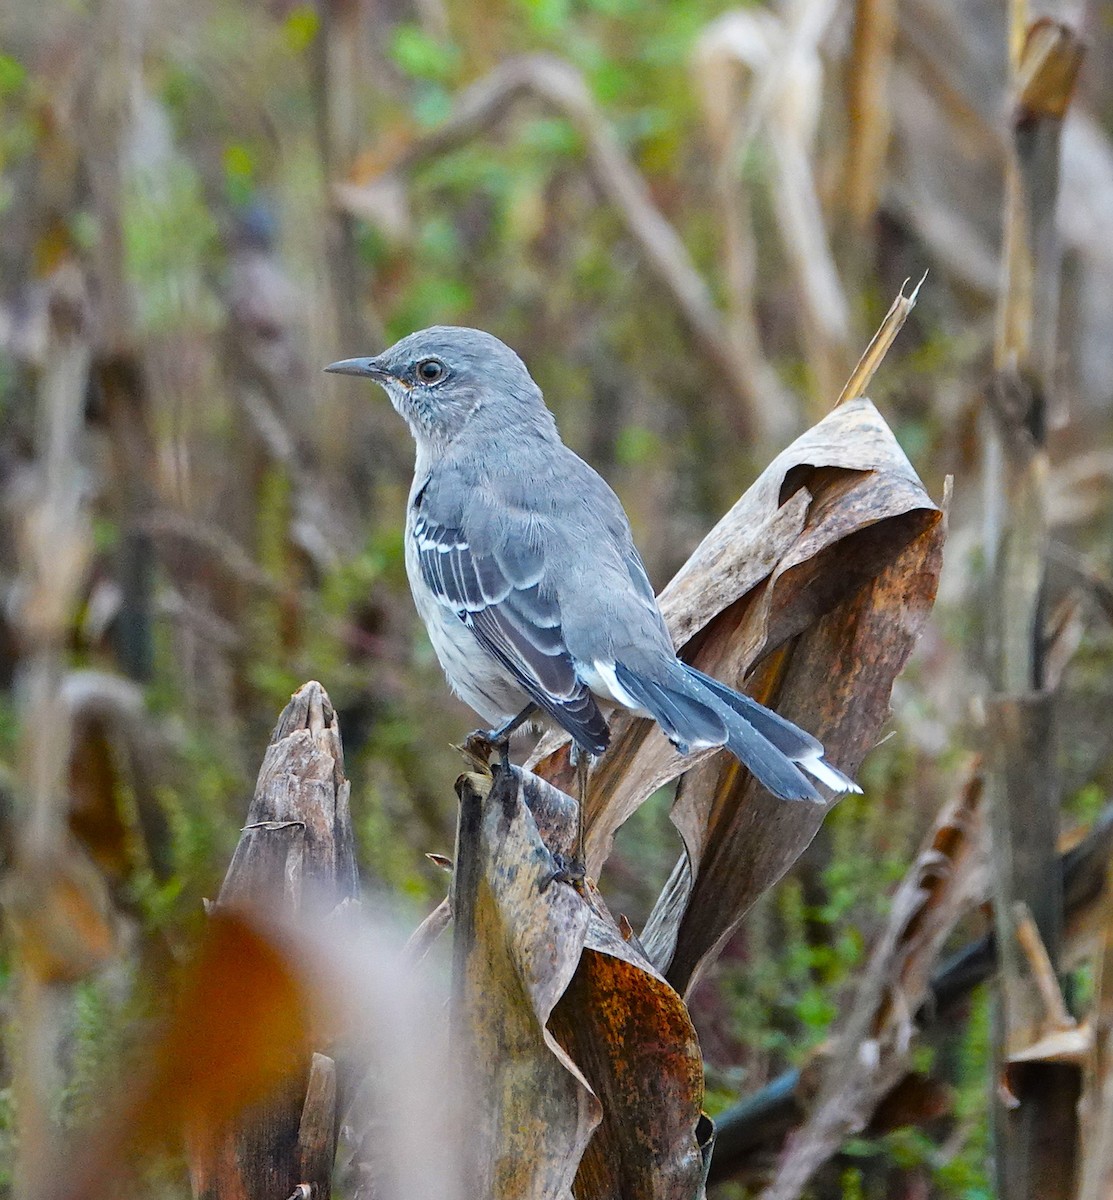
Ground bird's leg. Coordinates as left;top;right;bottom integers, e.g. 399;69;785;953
464;702;538;771
575;750;590;868
540;747;591;892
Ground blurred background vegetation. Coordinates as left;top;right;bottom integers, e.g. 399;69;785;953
1;0;1111;1195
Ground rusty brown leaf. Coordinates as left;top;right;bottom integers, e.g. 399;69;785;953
549;902;710;1200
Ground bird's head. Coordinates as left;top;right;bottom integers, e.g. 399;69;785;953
326;326;552;451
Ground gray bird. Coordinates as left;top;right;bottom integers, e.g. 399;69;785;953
326;327;859;809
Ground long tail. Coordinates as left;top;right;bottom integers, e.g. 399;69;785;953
611;661;861;803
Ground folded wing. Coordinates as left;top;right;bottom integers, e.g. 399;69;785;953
411;508;609;754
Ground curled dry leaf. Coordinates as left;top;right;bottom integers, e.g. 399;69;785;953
549;904;710;1200
529;397;943;992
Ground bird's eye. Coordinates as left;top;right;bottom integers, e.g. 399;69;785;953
416;358;446;384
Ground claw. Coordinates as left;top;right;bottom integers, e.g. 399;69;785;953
539;852;587;893
461;728;511;772
461;730;494;766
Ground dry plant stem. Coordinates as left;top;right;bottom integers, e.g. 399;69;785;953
695;0;853;408
983;15;1084;1200
9;293;94;1200
710;141;796;447
444;765;709;1197
836;273;926;407
188;681;357;1200
82;0;155;682
449;769;598;1200
1078;861;1113;1200
897;5;1008;171
340;55;772;443
845;0;898;227
766;127;854;405
696;2;852;410
405;896;453;961
1013;901;1073;1030
316;0;384;353
725;0;839;171
576;754;590;865
759;773;987;1200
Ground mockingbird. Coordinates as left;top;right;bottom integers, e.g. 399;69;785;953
327;327;860;821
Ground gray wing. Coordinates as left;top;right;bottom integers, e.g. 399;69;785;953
411;494;609;754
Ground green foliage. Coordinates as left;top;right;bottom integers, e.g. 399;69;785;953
0;1086;11;1190
614;424;662;467
390;25;463;85
281;5;319;53
0;52;26;97
123;160;222;333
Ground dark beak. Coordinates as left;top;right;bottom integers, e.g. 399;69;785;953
324;356;390;380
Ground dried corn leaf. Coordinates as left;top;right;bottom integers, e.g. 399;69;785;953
453;767;709;1199
550;905;710;1200
660;502;944;993
530;397;942;990
451;768;599;1200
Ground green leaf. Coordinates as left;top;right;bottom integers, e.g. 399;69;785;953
282;5;319;52
0;53;27;96
389;25;460;83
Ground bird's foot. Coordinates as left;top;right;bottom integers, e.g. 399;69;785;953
462;729;512;773
539;852;587;894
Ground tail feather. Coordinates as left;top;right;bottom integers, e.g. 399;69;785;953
685;665;822;757
611;661;861;802
609;664;726;752
684;664;861;796
612;663;823;803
